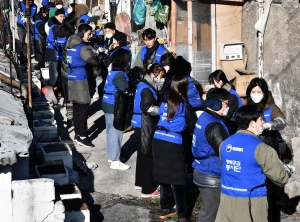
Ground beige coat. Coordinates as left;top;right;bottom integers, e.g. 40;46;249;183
215;130;289;222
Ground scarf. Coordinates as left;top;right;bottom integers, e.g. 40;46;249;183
143;40;160;65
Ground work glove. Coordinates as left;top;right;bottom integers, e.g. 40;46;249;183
283;164;295;178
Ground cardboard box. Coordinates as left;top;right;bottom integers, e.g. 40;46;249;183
176;18;188;45
233;74;258;97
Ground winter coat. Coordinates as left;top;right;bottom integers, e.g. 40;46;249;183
152;97;197;185
33;14;47;62
66;34;101;104
215;130;289;222
45;17;61;61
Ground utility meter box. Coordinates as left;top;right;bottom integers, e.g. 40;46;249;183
220;41;244;61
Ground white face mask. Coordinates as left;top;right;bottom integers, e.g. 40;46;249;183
90;24;96;30
255;123;264;136
56;4;63;9
67;7;73;14
250;93;264;103
164;66;170;73
222;107;229;116
155;77;165;91
106;33;113;39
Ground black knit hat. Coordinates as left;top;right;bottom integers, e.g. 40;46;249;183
112;31;127;45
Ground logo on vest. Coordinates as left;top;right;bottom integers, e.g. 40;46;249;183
226;144;243;152
225;159;241;172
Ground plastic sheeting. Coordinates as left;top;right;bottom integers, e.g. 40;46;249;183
0;90;32;165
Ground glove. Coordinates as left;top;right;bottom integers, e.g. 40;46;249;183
283;164;295;177
263;122;272;130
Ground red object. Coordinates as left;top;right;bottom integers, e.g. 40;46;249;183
42;86;54;97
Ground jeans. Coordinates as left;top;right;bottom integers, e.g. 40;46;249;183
160;183;186;218
105;113;123;161
49;60;58;87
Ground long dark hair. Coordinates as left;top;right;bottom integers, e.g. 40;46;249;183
111;48;131;71
167;75;188;122
160;52;176;66
246;77;269;106
57;17;75;38
209;69;229;86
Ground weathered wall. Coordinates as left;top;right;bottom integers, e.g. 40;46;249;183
242;0;300;144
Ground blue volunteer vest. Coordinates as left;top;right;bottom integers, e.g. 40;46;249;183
46;24;59;49
131;82;158;128
67;43;87;81
220;133;266;198
187;76;201;108
229;89;243;108
17;2;37;26
140;44;166;64
34;20;44;40
192;111;229;176
56;36;67;61
153;102;187;145
109;45;131;58
264;104;274;122
102;70;129;105
95;29;103;36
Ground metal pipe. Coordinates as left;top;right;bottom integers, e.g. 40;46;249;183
211;2;216;72
187;1;193;77
258;0;264;78
26;0;32;108
12;0;15;52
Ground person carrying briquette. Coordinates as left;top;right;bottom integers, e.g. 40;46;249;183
191;88;230;222
215;105;293;222
66;24;101;148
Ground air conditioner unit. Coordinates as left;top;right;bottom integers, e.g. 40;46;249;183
220;41;244;61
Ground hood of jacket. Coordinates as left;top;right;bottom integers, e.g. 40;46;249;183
66;34;86;49
167;56;192;79
264;90;275;111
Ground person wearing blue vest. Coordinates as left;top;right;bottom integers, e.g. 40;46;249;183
246;77;287;222
33;6;48;70
88;17;104;48
102;22;116;50
102;48;132;170
161;52;202;175
209;69;243;118
45;9;65;87
17;0;37;63
133;28;168;79
66;24;101;148
94;31;131;101
132;64;166;198
191;88;230;222
152;75;197;221
215;105;292;222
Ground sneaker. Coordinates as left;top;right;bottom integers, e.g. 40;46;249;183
92;92;99;100
75;136;95;148
108;157;125;163
159;209;177;219
110;161;130;170
135;186;142;190
141;189;160;198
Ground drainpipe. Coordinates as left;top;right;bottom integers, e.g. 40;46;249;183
187;1;193;77
211;2;216;72
258;0;264;78
11;0;15;53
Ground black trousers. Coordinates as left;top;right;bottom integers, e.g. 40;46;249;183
135;128;158;194
197;187;220;222
73;103;89;137
17;26;34;57
160;183;186;218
